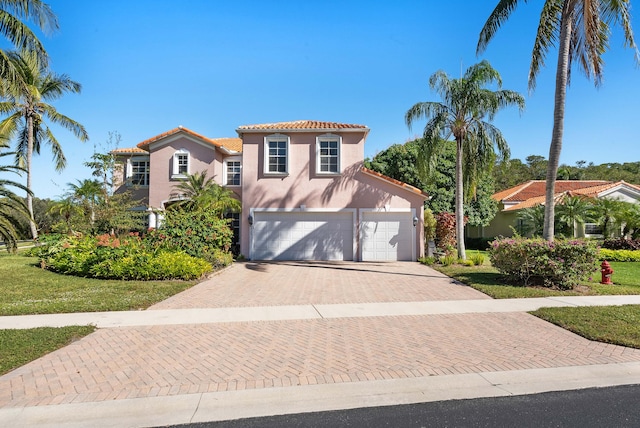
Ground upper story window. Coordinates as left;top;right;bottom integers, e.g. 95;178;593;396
126;157;150;186
224;157;241;186
264;134;289;175
172;149;189;179
316;134;341;174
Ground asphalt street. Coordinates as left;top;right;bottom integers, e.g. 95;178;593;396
162;384;640;428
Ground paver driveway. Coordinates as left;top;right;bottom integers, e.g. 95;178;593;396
150;261;491;309
2;262;640;409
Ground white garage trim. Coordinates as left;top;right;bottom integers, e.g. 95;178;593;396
360;208;417;261
249;208;357;261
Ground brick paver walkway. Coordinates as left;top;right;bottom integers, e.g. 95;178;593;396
151;261;490;309
2;262;640;410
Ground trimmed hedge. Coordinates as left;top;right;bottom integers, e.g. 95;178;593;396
489;237;599;290
599;248;640;262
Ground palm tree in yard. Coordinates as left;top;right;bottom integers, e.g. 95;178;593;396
171;170;240;217
0;0;57;82
0;49;88;239
0;152;30;252
67;178;102;226
555;195;594;237
406;60;525;260
477;0;638;241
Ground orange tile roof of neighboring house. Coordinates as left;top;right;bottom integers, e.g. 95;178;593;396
110;147;148;155
237;120;369;132
572;180;640;197
136;126;242;152
498;180;640;211
503;192;576;211
211;137;243;153
361;167;429;198
493;180;611;202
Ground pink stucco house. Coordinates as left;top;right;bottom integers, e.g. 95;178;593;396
113;120;427;261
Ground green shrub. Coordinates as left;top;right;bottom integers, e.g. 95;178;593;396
419;256;436;266
145;209;233;264
469;252;485;266
599;248;640;262
489;237;599;290
440;254;457;266
41;234;211;280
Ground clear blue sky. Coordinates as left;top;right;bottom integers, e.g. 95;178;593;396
10;0;640;200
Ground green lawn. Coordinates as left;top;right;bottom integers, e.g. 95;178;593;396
0;326;96;375
434;259;640;299
0;253;199;316
532;305;640;349
432;254;640;350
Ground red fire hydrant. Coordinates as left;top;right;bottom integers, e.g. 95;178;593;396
601;260;614;285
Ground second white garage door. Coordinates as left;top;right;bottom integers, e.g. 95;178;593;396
251;211;354;261
361;211;414;261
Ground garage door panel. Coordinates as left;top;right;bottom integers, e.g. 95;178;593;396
252;212;354;261
361;212;413;261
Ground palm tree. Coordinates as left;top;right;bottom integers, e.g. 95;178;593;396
405;60;525;260
0;152;30;252
516;204;545;237
0;49;88;239
592;198;625;238
170;170;240;217
0;0;57;83
555;195;594;237
67;179;102;226
48;196;82;235
478;0;638;242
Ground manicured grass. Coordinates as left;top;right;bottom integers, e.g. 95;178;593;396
531;305;640;349
0;254;199;316
0;326;96;375
433;256;640;299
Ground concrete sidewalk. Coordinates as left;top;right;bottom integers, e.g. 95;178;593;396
1;261;640;427
2;294;640;329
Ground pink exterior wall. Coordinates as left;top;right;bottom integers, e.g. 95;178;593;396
112;155;149;206
147;136;227;209
239;131;425;258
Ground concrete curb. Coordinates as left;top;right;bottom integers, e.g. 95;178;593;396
3;362;640;427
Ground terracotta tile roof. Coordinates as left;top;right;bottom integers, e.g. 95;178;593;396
237;120;369;132
136;127;242;152
572;180;640;197
211;137;243;153
503;193;577;211
110;147;148;155
361;167;429;198
493;180;611;202
498;180;640;211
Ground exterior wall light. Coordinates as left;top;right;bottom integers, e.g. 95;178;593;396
248;215;254;226
413;216;419;227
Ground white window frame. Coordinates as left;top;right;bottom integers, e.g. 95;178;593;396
126;157;150;187
316;133;341;175
172;149;190;179
224;156;242;187
264;134;289;175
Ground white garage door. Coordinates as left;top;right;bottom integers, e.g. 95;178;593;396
361;211;414;261
252;211;354;261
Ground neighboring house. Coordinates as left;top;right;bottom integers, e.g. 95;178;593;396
468;180;640;239
112;121;427;261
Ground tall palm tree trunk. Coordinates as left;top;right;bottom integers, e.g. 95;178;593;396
543;4;572;242
455;137;466;260
26;114;37;239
